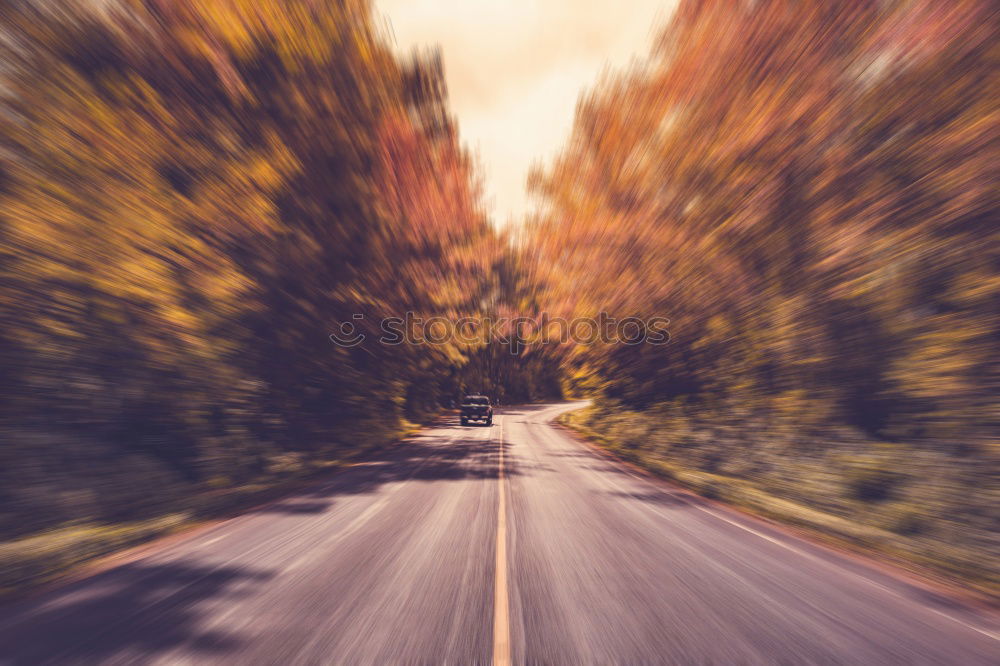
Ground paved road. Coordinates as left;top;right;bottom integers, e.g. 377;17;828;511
1;403;997;664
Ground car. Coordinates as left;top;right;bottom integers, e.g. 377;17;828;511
460;395;493;426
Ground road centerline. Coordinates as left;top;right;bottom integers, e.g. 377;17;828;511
493;415;511;666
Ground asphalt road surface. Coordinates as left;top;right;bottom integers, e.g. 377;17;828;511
1;403;997;664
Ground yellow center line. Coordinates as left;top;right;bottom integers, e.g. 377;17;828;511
493;416;511;666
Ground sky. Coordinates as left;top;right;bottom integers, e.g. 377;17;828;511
375;0;677;225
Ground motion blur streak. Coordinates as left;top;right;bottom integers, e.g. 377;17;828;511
0;0;997;663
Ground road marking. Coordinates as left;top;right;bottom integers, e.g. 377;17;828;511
493;416;511;666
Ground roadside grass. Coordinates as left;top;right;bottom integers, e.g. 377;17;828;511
0;414;443;603
557;403;999;604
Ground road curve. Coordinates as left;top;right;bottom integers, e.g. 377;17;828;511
0;402;996;664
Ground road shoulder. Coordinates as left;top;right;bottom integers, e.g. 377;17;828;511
554;403;1000;612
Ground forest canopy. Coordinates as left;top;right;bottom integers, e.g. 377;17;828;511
0;0;521;543
525;0;998;589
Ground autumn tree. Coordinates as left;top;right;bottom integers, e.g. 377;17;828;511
0;0;498;537
529;0;997;440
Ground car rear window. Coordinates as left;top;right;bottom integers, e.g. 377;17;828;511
463;396;489;405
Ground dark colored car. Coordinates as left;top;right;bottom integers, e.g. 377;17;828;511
460;395;493;426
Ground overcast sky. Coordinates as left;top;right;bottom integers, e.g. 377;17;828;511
375;0;677;225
